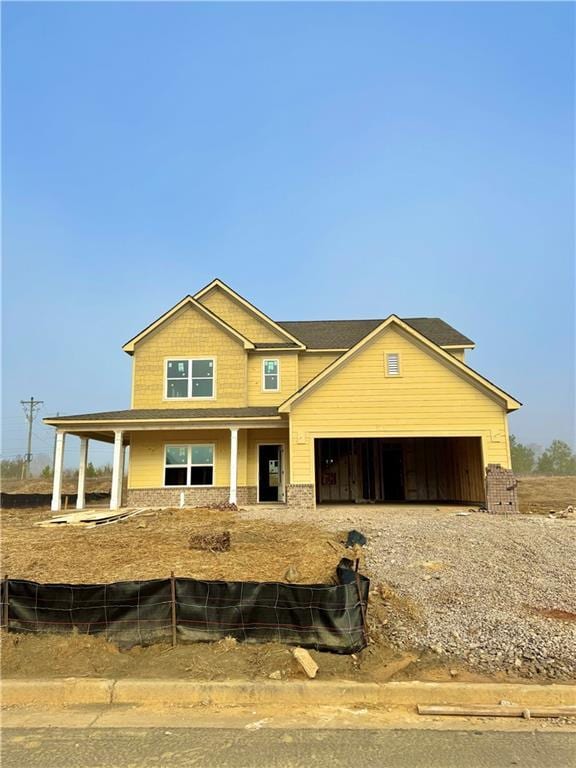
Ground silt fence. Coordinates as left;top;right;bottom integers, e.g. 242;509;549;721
1;559;369;654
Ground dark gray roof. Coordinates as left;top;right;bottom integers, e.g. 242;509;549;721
277;318;474;350
45;407;281;423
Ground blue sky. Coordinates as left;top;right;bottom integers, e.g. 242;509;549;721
2;2;574;468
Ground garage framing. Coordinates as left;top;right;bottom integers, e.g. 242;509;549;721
314;436;485;505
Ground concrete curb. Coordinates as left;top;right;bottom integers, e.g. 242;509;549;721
1;679;115;707
2;679;575;709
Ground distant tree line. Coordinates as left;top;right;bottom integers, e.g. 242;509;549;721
510;436;576;475
1;457;112;481
40;462;113;480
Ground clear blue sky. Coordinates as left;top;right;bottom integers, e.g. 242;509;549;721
2;2;574;468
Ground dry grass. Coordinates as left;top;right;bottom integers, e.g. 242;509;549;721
517;475;576;514
2;477;112;495
0;507;351;584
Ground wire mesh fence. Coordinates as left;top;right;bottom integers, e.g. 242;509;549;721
1;559;369;654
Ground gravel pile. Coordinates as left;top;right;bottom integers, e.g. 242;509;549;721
240;504;576;679
361;512;576;679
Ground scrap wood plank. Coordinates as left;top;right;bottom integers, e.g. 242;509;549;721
36;508;147;528
292;647;319;679
417;705;576;718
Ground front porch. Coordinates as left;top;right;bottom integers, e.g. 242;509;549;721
44;408;290;513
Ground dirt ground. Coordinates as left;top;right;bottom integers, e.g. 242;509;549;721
2;477;112;495
516;475;576;514
0;629;531;685
1;475;574;683
0;507;350;583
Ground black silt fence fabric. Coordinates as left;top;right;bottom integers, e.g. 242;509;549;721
1;560;369;654
4;578;173;645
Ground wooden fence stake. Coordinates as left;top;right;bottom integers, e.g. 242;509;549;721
354;559;368;645
170;571;177;647
3;574;9;631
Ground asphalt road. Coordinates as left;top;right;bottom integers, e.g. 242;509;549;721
2;728;575;768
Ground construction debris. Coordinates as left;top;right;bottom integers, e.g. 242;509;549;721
417;704;576;719
284;564;301;583
188;531;231;552
292;647;319;679
36;508;147;529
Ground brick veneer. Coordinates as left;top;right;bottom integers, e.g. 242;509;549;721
286;484;316;511
484;464;519;514
127;486;257;508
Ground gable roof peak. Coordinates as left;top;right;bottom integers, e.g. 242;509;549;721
193;278;306;348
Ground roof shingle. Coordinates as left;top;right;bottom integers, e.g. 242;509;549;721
277;318;474;350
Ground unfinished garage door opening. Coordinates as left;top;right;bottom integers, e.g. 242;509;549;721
315;437;485;505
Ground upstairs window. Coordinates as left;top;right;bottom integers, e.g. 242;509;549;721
164;444;214;486
263;359;279;391
386;353;401;376
166;359;214;399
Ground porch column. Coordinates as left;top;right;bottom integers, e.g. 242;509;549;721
229;427;238;505
110;430;124;510
76;437;89;510
51;431;66;513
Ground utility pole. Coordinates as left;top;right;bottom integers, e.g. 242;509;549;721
20;396;44;479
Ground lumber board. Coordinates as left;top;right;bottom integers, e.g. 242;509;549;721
36;508;147;528
417;704;576;718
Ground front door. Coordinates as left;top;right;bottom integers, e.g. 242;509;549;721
258;445;284;502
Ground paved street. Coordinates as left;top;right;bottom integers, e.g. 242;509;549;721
2;728;575;768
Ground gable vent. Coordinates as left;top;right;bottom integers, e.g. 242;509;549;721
386;353;400;376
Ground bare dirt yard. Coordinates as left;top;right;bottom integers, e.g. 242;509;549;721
1;475;574;683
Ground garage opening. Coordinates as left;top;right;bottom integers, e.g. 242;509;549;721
314;437;485;505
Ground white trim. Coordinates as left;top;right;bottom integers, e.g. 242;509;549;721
261;358;280;392
256;442;286;503
163;442;216;488
442;344;475;350
229;428;238;504
110;430;124;510
76;437;89;510
164;357;217;401
51;431;66;512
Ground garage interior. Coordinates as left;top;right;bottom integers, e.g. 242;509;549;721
315;437;485;505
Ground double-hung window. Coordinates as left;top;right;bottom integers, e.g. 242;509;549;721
164;444;214;486
166;358;214;399
263;359;279;391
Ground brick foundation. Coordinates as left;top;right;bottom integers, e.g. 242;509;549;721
127;486;257;508
286;484;316;512
484;464;519;514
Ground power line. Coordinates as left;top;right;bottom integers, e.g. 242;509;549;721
20;396;44;479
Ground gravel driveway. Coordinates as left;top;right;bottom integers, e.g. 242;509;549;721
240;504;576;679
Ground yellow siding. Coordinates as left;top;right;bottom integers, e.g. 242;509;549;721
128;427;289;490
132;304;247;408
247;352;299;406
128;429;233;488
288;326;511;483
447;348;467;362
246;428;290;487
198;287;287;343
298;351;342;388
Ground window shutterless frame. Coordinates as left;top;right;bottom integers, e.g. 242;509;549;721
262;358;280;392
163;443;215;487
164;357;216;400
